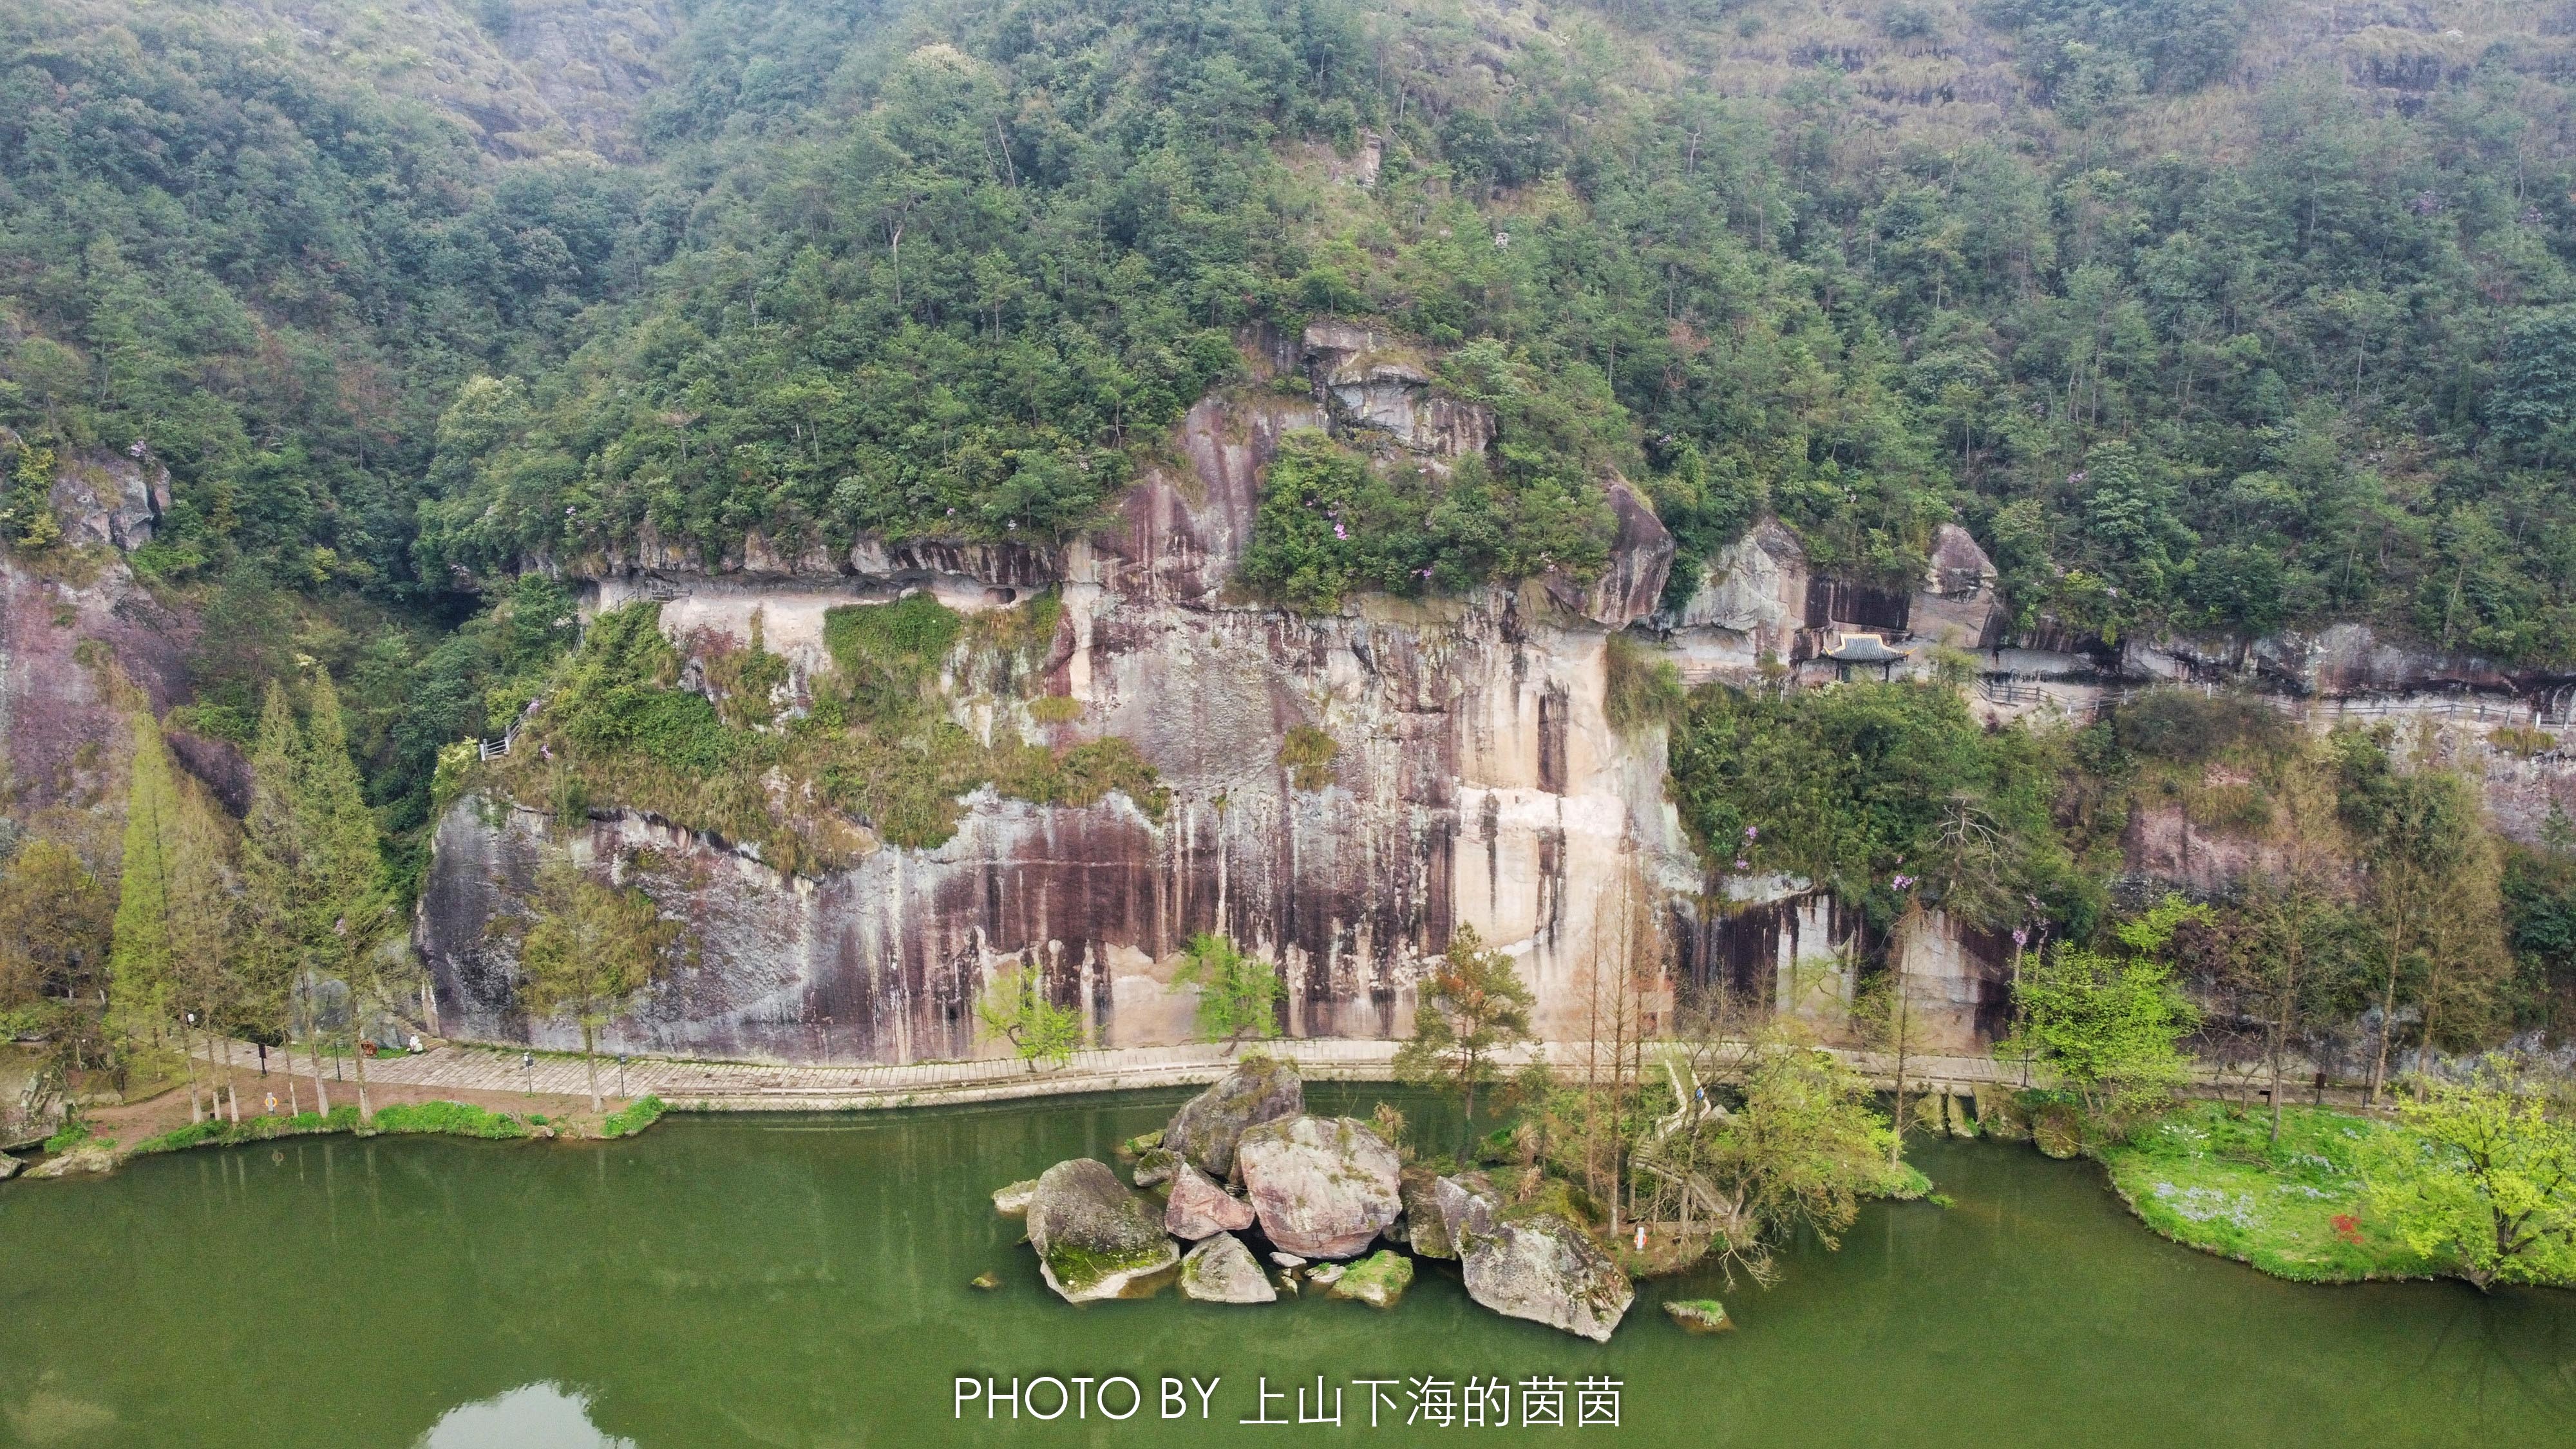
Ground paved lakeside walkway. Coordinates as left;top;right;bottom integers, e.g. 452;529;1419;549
201;1036;2059;1113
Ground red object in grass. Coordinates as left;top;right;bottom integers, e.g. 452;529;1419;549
2331;1213;2363;1244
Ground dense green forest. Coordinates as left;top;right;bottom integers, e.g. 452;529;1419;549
5;0;2576;893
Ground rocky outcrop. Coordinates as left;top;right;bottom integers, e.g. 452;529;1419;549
1300;321;1494;462
1179;1233;1276;1304
1164;1162;1257;1240
1542;480;1674;628
1237;1115;1403;1259
992;1179;1039;1217
1434;1173;1634;1342
1164;1058;1303;1181
1909;523;2000;649
47;446;168;552
1024;1159;1180;1303
1655;519;1810;681
0;549;194;812
1327;1249;1414;1309
0;1153;21;1181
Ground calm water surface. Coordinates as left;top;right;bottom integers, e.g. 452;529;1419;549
2;1085;2571;1447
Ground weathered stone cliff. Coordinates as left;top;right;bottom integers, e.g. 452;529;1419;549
419;333;1705;1063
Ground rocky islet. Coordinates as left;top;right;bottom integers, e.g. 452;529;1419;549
989;1059;1634;1339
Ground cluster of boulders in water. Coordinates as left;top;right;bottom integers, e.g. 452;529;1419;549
989;1059;1638;1341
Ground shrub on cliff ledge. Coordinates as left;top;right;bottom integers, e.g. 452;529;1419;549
502;598;1164;866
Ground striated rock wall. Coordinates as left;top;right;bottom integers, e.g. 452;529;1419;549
420;580;1698;1061
421;348;1708;1062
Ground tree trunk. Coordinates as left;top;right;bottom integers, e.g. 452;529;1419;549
2368;960;2400;1106
1888;994;1912;1169
184;1019;205;1124
305;982;332;1117
1459;1048;1479;1164
348;1019;372;1124
2267;1018;2285;1144
584;1023;602;1113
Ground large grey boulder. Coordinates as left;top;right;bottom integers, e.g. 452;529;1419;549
1163;1057;1303;1181
1434;1175;1634;1343
1179;1233;1276;1304
1164;1162;1257;1240
1025;1159;1181;1303
1236;1114;1402;1259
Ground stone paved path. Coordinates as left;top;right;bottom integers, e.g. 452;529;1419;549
200;1036;2022;1111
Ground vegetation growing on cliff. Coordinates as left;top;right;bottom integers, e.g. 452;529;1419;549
489;596;1162;869
1173;933;1285;1051
7;0;2576;952
1669;679;2560;1053
1670;679;2096;931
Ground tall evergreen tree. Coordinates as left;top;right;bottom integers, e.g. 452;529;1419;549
242;682;323;1115
108;714;241;1121
166;776;242;1124
298;670;386;1120
108;715;176;1070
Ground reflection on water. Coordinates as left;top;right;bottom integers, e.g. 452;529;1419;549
1;1086;2571;1448
3;1380;117;1446
417;1384;632;1449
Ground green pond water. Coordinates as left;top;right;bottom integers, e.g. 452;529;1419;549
3;1084;2572;1448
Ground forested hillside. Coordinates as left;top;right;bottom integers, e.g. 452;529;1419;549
7;0;2576;852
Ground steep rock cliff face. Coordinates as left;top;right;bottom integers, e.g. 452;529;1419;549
0;548;191;815
421;357;1702;1061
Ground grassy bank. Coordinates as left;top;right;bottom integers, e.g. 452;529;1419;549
14;1095;669;1180
2098;1103;2449;1283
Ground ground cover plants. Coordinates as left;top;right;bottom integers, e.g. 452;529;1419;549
2101;1101;2447;1283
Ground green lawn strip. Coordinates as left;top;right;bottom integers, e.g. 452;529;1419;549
2099;1103;2450;1283
601;1095;667;1138
365;1101;529;1139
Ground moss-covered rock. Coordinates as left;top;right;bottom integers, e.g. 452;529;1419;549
1397;1166;1454;1258
1974;1081;2034;1142
1329;1250;1415;1309
1663;1299;1730;1333
992;1179;1040;1217
2034;1103;2084;1159
1435;1174;1634;1342
1237;1114;1402;1258
1025;1159;1180;1303
1132;1146;1181;1189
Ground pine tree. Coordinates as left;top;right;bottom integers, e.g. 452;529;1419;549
108;715;241;1122
298;670;386;1121
242;683;321;1115
108;714;177;1088
1394;924;1535;1160
166;777;241;1124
